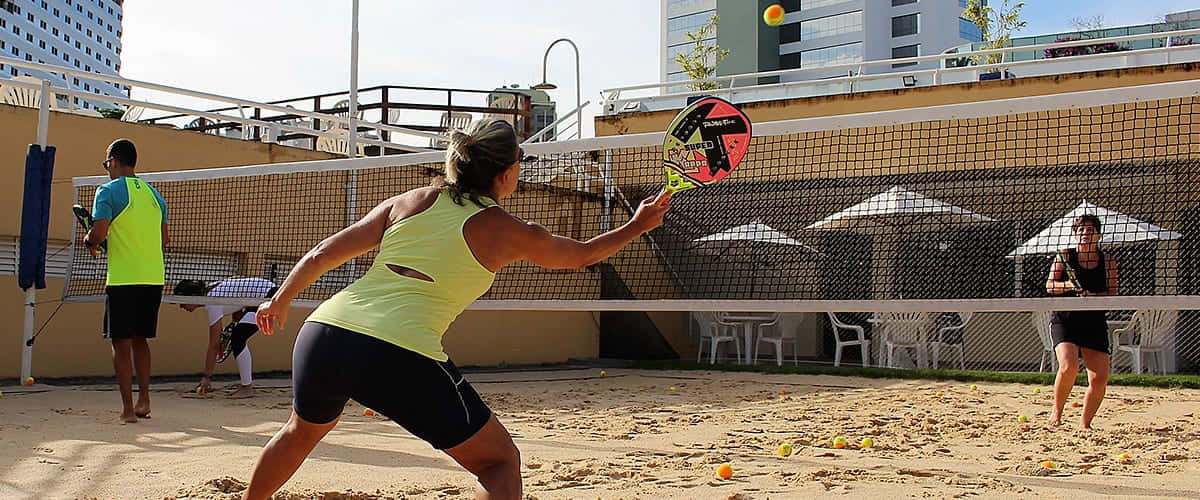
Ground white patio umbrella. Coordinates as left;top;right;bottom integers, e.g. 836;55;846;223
804;186;996;298
691;222;822;296
1007;200;1182;257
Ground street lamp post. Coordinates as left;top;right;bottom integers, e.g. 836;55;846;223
533;38;581;140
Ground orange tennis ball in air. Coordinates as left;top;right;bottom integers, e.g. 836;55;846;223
717;463;733;479
763;4;785;26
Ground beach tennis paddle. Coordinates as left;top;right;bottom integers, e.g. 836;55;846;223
662;96;752;193
72;204;106;253
1057;249;1082;291
215;321;236;363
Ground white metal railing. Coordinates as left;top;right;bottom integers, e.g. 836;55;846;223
0;55;446;153
523;100;590;144
605;27;1200;115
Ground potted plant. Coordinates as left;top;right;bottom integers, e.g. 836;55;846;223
673;14;730;104
961;0;1026;81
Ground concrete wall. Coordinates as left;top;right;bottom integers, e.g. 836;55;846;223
596;63;1200;136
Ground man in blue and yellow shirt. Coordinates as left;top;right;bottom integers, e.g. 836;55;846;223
84;139;169;424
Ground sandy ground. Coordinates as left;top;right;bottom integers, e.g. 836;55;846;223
1;369;1198;499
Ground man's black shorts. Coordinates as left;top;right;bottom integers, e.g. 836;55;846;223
103;285;163;340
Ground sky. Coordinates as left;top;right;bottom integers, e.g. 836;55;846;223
119;1;1199;140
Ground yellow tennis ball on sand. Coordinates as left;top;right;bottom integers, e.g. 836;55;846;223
860;437;874;449
24;377;34;386
600;370;607;377
1116;452;1132;462
763;4;785;26
717;463;733;479
1018;415;1029;423
970;384;978;391
669;386;677;392
1040;460;1056;469
778;443;792;457
832;436;848;449
1034;387;1041;394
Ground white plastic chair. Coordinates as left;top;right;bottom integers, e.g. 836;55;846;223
2;75;42;108
694;311;741;364
1113;310;1175;374
826;312;870;367
931;312;971;369
431;112;473;148
316;128;367;157
1032;310;1057;372
882;312;930;369
752;313;797;366
121;105;145;122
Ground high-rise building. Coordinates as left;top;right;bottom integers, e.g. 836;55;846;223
662;0;983;91
0;0;126;110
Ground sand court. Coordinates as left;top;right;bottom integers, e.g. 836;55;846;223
1;369;1198;499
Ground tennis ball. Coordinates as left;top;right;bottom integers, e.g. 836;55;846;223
763;4;785;26
936;391;944;397
717;463;733;479
778;389;787;395
970;384;978;391
860;437;874;449
778;443;792;457
1071;402;1081;408
1018;415;1029;423
1116;452;1132;463
364;408;376;416
669;386;678;392
1039;460;1056;469
1034;387;1041;394
600;370;607;377
24;377;34;386
832;436;848;449
0;389;4;398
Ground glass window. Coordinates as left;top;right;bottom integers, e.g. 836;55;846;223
667;10;716;40
892;44;919;67
958;18;981;41
802;11;862;40
892;13;919;37
801;0;849;9
780;51;801;69
780;22;800;44
801;42;862;68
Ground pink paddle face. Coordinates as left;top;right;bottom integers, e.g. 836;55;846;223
662;96;752;190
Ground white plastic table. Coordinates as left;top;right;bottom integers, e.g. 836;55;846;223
720;313;778;365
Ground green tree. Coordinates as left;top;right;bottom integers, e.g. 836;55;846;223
96;107;125;120
672;14;730;91
962;0;1027;65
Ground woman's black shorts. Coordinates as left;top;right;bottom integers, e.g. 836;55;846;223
291;321;492;450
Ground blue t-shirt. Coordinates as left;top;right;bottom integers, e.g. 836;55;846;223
93;176;168;223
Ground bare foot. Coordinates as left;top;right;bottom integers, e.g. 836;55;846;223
119;410;138;424
134;402;151;419
227;385;254;399
1049;412;1062;427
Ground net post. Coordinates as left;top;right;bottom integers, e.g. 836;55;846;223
21;82;51;380
602;150;613;230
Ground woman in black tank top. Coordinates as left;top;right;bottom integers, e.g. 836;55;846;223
1044;214;1119;429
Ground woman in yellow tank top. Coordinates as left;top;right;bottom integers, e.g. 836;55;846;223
241;119;672;500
